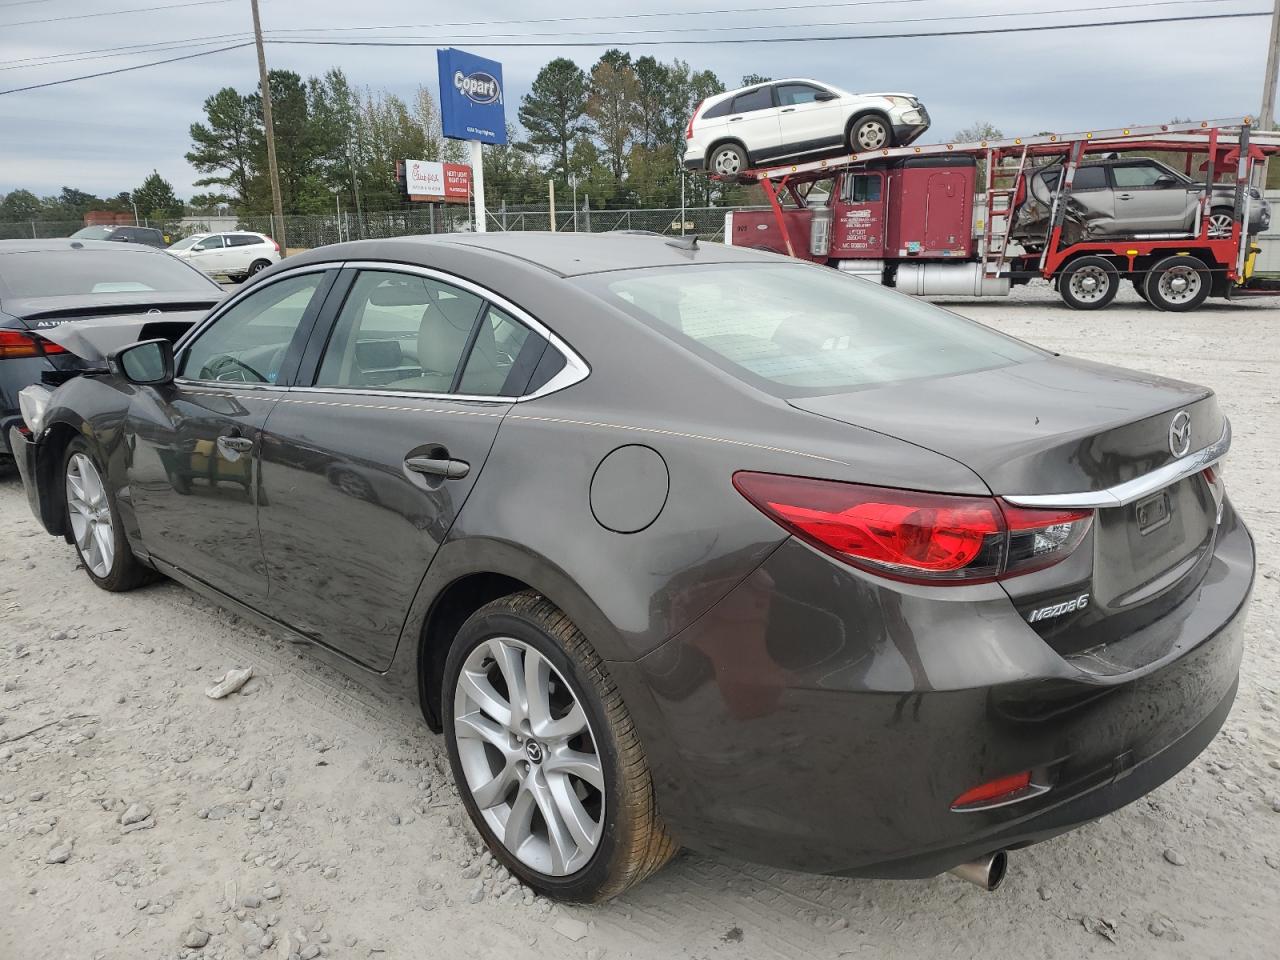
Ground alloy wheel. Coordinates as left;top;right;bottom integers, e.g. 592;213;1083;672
1068;265;1111;303
1206;213;1234;239
66;452;114;578
453;637;605;877
855;119;889;150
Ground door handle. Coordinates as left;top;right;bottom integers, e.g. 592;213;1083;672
780;107;795;113
1117;193;1133;200
729;116;743;122
405;456;470;480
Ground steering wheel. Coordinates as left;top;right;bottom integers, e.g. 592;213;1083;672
202;354;267;383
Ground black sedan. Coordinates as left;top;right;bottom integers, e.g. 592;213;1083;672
9;233;1252;901
0;239;224;469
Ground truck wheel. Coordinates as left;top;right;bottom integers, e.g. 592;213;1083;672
1143;255;1211;312
849;115;892;152
708;142;747;180
1058;256;1119;310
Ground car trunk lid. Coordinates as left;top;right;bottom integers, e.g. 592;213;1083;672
789;356;1226;660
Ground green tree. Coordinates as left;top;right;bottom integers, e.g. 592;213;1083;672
739;73;771;87
131;170;183;221
587;52;641;180
954;121;1003;142
354;89;429;211
0;189;42;221
518;58;590;176
186;87;260;206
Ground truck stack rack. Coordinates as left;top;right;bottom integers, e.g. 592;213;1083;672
729;118;1280;307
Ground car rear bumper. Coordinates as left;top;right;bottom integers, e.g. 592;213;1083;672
620;499;1253;877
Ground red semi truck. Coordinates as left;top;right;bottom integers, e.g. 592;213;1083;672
721;118;1278;311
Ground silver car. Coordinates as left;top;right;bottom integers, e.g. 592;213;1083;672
1012;157;1269;247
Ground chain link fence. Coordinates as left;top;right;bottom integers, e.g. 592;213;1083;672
1;205;758;249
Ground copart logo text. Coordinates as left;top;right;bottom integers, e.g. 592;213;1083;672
454;70;501;104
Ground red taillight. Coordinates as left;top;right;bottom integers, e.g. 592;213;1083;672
951;770;1033;810
270;238;280;252
0;329;66;360
733;472;1092;585
685;100;703;140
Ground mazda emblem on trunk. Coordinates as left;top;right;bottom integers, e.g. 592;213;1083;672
1169;410;1192;457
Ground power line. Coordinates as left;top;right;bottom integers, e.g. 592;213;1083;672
269;11;1270;47
0;10;1264;94
1;0;237;28
265;0;932;35
272;0;1249;43
0;31;250;69
0;35;252;72
0;42;253;95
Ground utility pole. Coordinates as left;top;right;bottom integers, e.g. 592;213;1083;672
250;0;286;254
1262;0;1280;131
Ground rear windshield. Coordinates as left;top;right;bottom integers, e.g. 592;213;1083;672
576;263;1044;396
0;250;219;299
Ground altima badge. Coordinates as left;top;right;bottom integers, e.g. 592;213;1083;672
1169;410;1192;457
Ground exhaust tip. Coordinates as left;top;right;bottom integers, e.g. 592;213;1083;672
947;850;1008;891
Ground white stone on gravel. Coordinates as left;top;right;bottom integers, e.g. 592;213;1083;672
205;667;253;700
1163;848;1187;866
120;802;151;826
44;838;74;864
553;916;589;942
182;927;210;949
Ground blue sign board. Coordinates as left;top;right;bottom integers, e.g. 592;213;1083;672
437;48;507;145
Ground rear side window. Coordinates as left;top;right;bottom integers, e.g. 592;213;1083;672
1043;166;1106;192
458;306;548;397
315;270;484;392
227;234;263;247
577;264;1043;396
700;98;733;120
732;87;774;114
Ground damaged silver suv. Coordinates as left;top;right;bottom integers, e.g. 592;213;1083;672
1012;157;1269;248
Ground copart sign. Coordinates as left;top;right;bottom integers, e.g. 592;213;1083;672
437;47;508;145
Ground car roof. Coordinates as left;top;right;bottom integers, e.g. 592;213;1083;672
707;78;831;104
0;238;167;255
282;232;783;279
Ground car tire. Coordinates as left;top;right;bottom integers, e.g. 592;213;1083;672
1058;256;1119;310
1206;207;1234;240
1142;255;1211;312
62;439;153;592
848;114;893;152
443;591;676;902
247;259;271;277
707;142;748;180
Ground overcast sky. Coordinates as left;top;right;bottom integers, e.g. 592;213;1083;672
0;0;1271;199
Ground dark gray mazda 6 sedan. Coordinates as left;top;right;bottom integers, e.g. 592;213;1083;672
10;233;1252;901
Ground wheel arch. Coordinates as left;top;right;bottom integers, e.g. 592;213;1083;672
704;137;749;169
845;109;893;148
36;416;96;540
405;538;627;733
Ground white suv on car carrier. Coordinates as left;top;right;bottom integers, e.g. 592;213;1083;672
684;78;930;178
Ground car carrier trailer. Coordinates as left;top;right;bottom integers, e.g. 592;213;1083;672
719;118;1280;311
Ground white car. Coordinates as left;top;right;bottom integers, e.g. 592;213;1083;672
684;78;931;178
167;231;280;281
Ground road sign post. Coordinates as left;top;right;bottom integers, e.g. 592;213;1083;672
437;48;506;237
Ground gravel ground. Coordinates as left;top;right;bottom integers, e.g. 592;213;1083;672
2;281;1278;959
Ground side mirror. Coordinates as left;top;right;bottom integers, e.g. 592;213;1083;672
1154;174;1177;188
110;339;174;386
814;90;838;102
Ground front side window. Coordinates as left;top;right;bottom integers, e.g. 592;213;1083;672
168;235;203;251
844;173;883;203
1111;163;1174;189
732;87;774;114
775;83;825;107
179;272;325;384
195;236;225;250
577;264;1044;395
315;270;484;392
